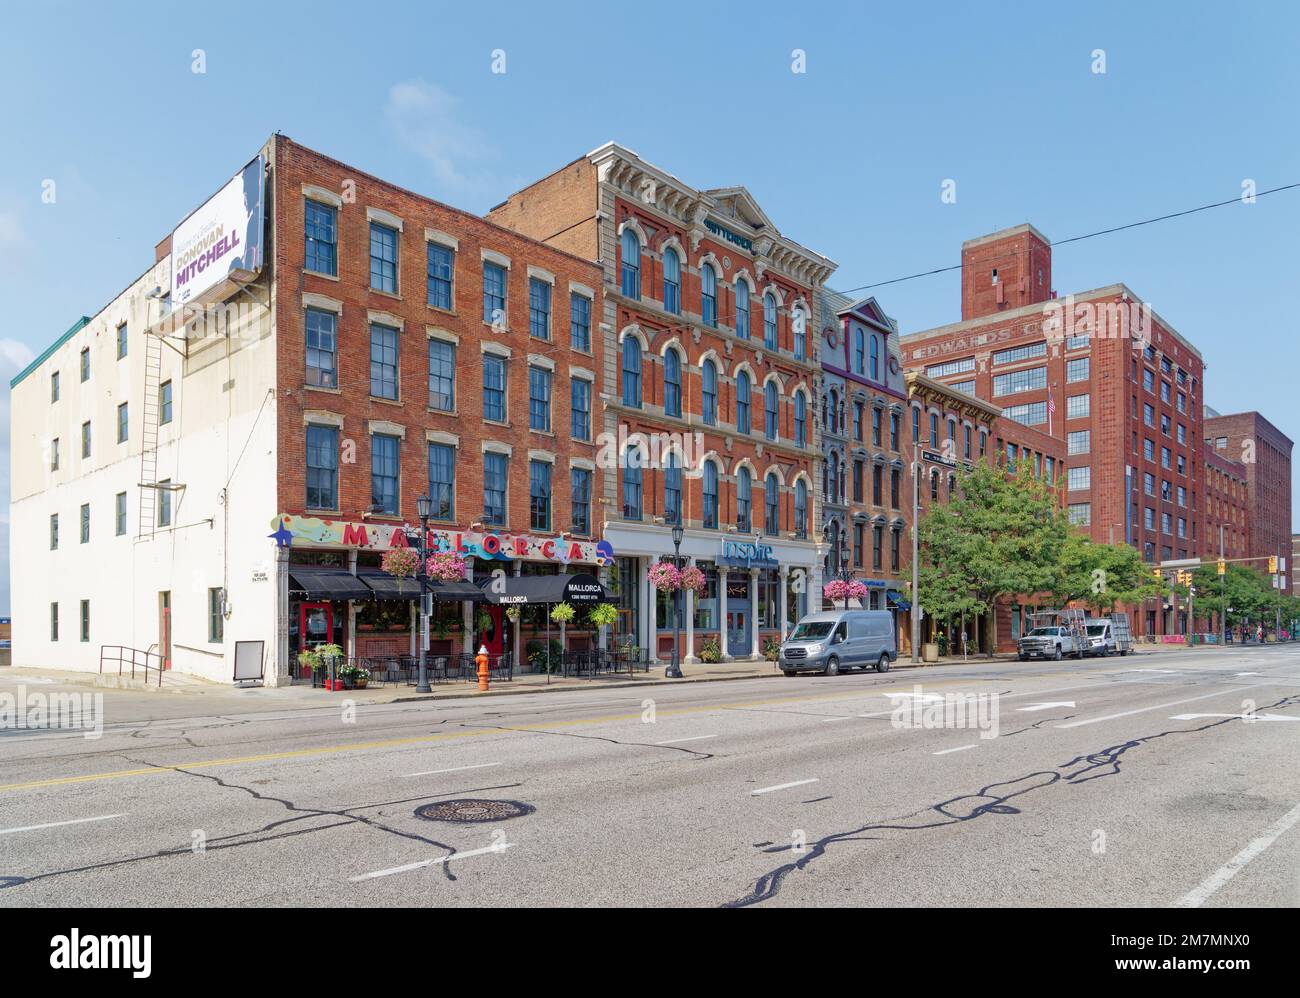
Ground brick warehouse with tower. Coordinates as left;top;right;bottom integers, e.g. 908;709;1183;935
902;223;1208;639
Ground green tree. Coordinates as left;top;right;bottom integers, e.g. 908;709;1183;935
917;460;1069;656
1051;532;1166;613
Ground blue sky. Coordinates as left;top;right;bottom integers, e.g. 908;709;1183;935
1;1;1297;613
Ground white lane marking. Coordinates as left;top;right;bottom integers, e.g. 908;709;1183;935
1017;701;1076;712
350;842;514;882
1235;672;1262;677
821;716;855;723
882;692;945;703
402;763;501;778
1170;713;1300;723
1176;801;1300;908
1056;686;1264;729
751;778;819;796
0;813;126;836
933;744;977;756
653;734;717;745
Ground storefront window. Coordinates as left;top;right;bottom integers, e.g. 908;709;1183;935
757;569;780;629
693;562;719;631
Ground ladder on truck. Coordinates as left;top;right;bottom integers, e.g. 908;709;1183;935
137;331;163;539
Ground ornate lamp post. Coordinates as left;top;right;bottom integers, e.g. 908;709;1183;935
414;494;433;694
667;523;685;678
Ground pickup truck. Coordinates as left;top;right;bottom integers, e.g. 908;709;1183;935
1017;626;1080;661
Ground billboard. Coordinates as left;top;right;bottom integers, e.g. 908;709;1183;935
171;155;265;305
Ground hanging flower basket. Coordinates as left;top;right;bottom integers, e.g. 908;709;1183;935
549;601;576;624
679;565;707;595
588;603;618;628
381;548;420;592
823;579;869;603
426;551;467;583
505;606;522;623
648;562;682;591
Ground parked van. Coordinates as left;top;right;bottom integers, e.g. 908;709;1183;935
780;610;897;676
1082;617;1131;657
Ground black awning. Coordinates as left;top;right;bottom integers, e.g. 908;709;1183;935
430;581;487;603
357;571;421;600
478;572;612;606
288;568;374;602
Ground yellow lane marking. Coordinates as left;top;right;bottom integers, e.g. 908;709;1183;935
0;670;1103;794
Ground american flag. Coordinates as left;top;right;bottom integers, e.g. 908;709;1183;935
1047;393;1056;414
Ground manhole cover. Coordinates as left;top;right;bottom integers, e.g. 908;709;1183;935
415;799;535;823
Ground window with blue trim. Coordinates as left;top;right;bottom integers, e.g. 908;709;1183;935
701;264;717;327
529;365;551;432
763;292;778;350
483;354;506;422
428;442;454;520
736;372;751;434
570;292;590;351
623;448;643;520
664;451;681;525
482;261;507;324
484;452;507;525
620;229;640;299
428;339;455;412
703;461;718;529
304;200;337;276
529;277;551;340
369;323;398;400
370;433;400;515
735;281;750;338
701;359;717;426
571;468;591;535
794;392;807;447
794;480;808;538
764;381;778;440
622;338;642;407
427;242;454;310
529;460;551;531
663;248;680;314
664;349;682;418
571;377;591;440
737;467;751;532
369;222;398;293
765;473;780;535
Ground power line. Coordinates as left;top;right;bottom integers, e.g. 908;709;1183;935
835;182;1300;297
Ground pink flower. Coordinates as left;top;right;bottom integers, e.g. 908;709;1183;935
648;561;682;591
426;551;467;582
381;548;419;579
679;566;707;594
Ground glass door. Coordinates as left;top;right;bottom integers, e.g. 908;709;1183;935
299;603;333;676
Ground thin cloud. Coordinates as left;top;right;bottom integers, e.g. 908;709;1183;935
385;81;499;193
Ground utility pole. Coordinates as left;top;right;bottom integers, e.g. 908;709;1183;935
1220;524;1226;647
911;460;921;664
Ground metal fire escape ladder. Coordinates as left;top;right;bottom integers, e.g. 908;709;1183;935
137;330;163;539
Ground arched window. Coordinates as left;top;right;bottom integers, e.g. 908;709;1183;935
828;453;839;502
664;450;681;525
794;392;807;447
736;371;751;434
699;359;717;426
794;479;808;538
663;247;680;314
703;461;718;529
930;469;940;501
763;292;778;350
622;337;642;407
737;467;752;532
623;446;643;520
735;280;749;338
854;329;865;374
765;473;780;535
620;228;640;299
664;348;682;418
701;264;717;327
764;380;779;440
828;388;839;432
792;305;807;360
869;333;880;381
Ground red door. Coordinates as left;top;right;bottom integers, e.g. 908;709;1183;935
299;603;333;676
481;605;504;657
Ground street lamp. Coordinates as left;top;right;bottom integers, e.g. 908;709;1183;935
414;494;432;693
667;522;684;678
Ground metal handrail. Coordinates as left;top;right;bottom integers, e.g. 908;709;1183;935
99;645;165;687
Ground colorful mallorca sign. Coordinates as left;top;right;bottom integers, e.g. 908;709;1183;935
269;515;614;566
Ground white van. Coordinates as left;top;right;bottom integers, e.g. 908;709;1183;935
780;610;897;676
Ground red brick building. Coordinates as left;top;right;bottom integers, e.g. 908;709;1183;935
1203;410;1293;575
1203;440;1250;563
271;137;608;667
902;224;1206;638
490;143;835;663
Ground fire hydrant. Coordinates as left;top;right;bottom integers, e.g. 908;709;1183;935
476;644;490;692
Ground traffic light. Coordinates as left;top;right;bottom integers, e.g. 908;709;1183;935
1153;567;1163;582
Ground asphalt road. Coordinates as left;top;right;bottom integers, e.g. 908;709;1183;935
1;644;1298;907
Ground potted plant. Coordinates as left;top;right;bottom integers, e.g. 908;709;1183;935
505;606;522;625
426;551;468;582
297;647;321;682
588;602;618;649
698;636;721;664
318;643;344;690
763;636;782;662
